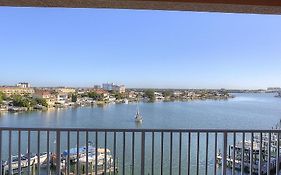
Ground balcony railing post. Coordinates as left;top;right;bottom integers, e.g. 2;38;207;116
214;132;217;175
0;130;2;175
8;130;12;175
276;132;280;174
222;132;227;175
18;130;21;175
37;131;40;175
141;131;145;175
56;130;61;175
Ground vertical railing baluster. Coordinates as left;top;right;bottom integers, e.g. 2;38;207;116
104;131;107;174
232;132;236;175
47;131;50;175
250;132;253;175
113;132;116;175
95;132;98;175
259;132;262;175
151;132;154;175
276;132;280;175
76;131;79;175
56;131;61;175
205;132;209;175
241;132;245;175
67;131;70;175
18;130;21;175
37;131;40;175
188;132;191;175
141;131;145;175
132;132;135;175
161;132;164;175
27;130;31;175
0;130;2;175
179;132;182;175
267;132;271;175
8;130;12;175
222;132;227;175
214;132;217;175
86;131;89;175
170;132;173;175
123;132;125;175
196;132;200;175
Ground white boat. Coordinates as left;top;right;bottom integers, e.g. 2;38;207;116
2;155;28;171
78;148;113;166
135;103;143;123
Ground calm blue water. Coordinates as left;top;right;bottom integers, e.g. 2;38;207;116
0;93;280;175
0;93;280;129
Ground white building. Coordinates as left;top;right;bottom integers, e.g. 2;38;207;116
56;93;68;104
16;82;30;88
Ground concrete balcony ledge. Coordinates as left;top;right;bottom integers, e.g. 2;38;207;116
0;0;281;14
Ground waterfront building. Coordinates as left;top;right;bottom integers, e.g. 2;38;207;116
56;93;69;104
93;89;110;101
267;87;281;92
128;91;137;99
154;92;165;100
33;89;56;107
173;91;182;97
0;86;35;96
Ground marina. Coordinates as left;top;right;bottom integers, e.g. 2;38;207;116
1;143;117;175
217;121;281;174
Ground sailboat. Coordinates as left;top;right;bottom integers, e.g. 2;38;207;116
135;103;143;123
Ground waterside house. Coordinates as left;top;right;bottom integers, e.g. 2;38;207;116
33;89;56;107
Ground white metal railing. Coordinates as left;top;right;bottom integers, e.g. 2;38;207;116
0;127;280;175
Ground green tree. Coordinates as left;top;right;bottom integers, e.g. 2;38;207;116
71;94;78;102
12;95;31;107
144;89;155;102
35;98;48;107
88;92;103;101
0;91;4;104
162;91;172;97
114;93;123;100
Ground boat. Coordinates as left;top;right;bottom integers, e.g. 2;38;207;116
135;102;143;123
78;148;113;166
135;108;143;123
2;155;28;171
30;152;49;165
62;145;95;162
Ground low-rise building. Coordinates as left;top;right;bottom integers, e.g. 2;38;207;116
154;92;165;100
56;87;76;94
267;87;281;92
93;89;109;101
0;86;35;96
33;89;56;107
56;93;68;104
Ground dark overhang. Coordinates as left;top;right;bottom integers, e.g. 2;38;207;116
0;0;281;14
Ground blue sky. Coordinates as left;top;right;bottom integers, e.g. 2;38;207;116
0;7;281;89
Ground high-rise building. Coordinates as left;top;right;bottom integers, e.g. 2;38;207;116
102;83;126;93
